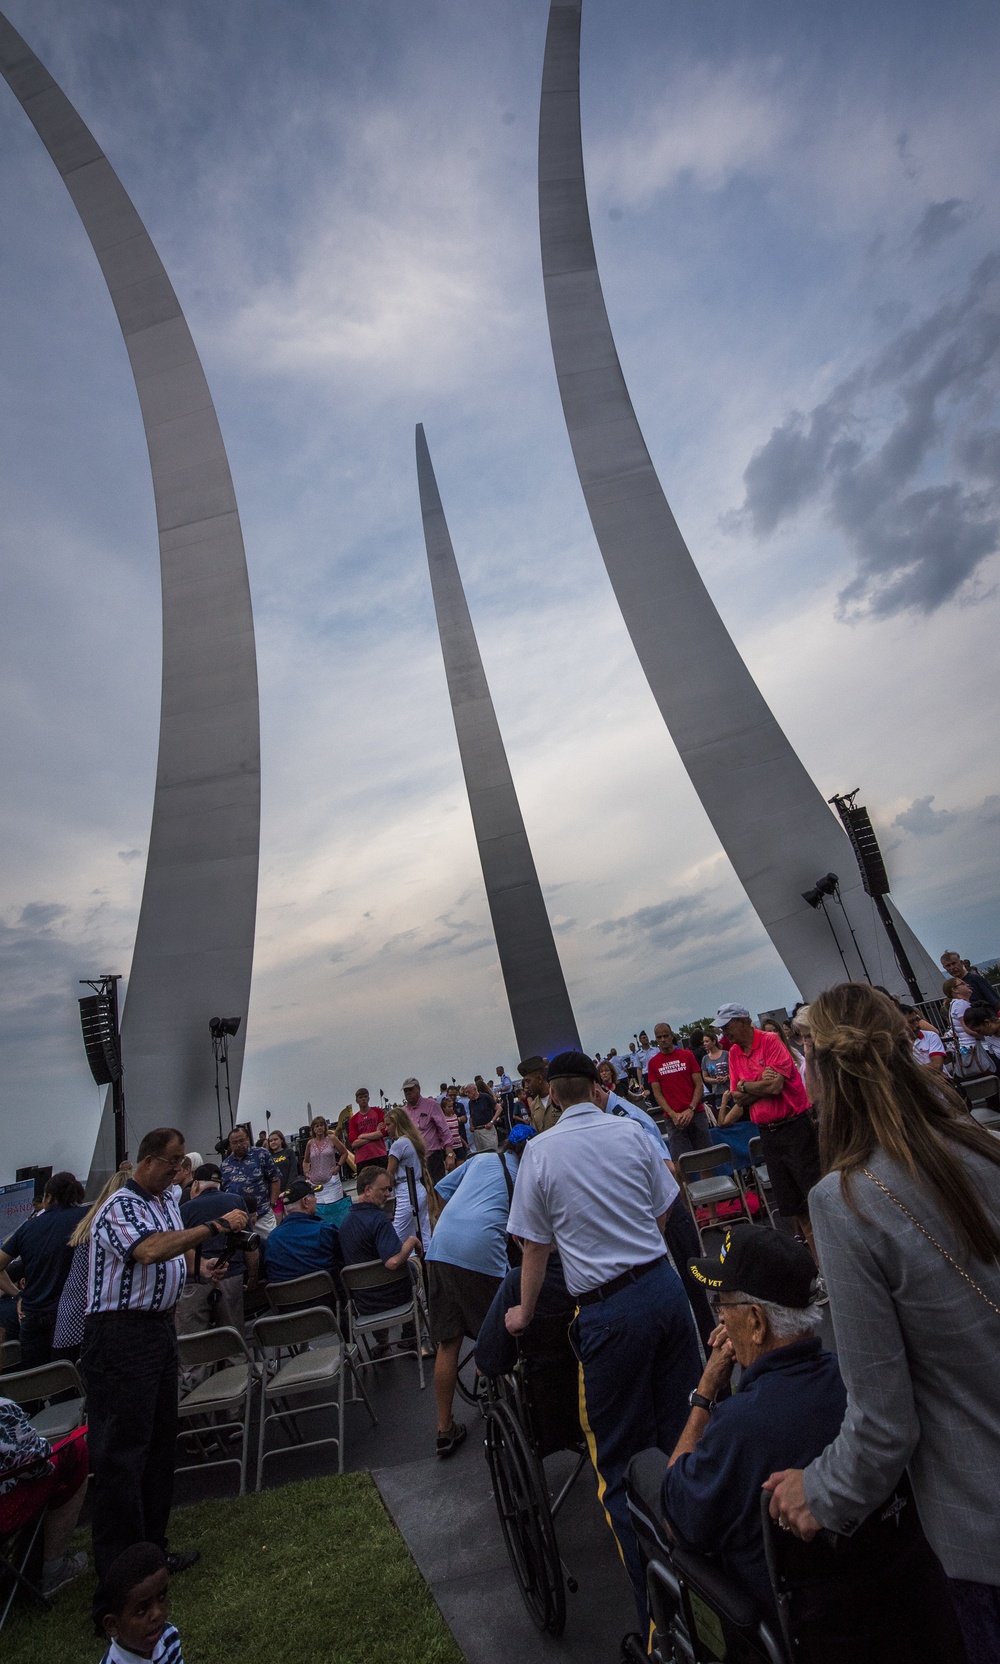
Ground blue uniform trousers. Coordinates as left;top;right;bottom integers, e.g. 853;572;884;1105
572;1258;700;1623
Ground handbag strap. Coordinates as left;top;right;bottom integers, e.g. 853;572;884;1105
861;1167;1000;1317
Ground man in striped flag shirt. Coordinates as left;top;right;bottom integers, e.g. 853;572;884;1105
82;1127;247;1605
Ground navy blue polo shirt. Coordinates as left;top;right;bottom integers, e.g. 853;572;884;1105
262;1211;341;1283
2;1204;88;1313
337;1202;409;1313
662;1337;846;1614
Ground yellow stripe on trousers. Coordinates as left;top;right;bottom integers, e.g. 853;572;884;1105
576;1342;627;1573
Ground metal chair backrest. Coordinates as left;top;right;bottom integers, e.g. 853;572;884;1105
254;1304;337;1352
677;1144;737;1179
748;1136;765;1165
0;1360;83;1407
176;1325;251;1371
0;1340;21;1373
341;1257;409;1293
265;1270;335;1311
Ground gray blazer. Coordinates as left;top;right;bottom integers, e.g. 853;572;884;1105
804;1144;1000;1584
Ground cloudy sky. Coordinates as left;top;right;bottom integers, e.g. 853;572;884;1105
2;0;998;1177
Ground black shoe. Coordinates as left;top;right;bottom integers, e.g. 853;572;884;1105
436;1420;467;1458
166;1550;200;1576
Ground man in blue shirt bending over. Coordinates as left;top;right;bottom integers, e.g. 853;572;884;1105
426;1132;529;1459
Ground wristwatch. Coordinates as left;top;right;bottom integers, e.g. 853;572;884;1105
688;1389;715;1413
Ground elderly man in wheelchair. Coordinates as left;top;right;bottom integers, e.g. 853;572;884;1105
625;1225;965;1664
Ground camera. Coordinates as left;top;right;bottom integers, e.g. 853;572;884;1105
225;1228;261;1254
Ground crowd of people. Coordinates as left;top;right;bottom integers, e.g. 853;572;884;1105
1;946;999;1662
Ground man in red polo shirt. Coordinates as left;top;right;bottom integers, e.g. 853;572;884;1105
714;1003;820;1253
648;1022;712;1160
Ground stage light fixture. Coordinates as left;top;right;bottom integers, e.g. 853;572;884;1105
802;872;839;909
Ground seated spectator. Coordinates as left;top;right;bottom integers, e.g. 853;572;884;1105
262;1179;342;1284
97;1541;183;1664
53;1172;129;1363
337;1167;420;1315
426;1133;529;1457
900;1004;946;1072
0;1401;89;1596
475;1246;573;1377
658;1226;842;1617
177;1166;257;1334
962;1003;1000;1065
0;1171;87;1368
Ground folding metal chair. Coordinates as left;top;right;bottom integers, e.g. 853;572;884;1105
676;1145;754;1252
1;1361;86;1440
747;1136;777;1227
175;1327;255;1495
253;1305;376;1486
0;1341;21;1373
0;1512;50;1634
339;1258;430;1388
265;1269;340;1321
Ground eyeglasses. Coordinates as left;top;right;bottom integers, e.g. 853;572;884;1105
149;1154;184;1172
709;1296;757;1313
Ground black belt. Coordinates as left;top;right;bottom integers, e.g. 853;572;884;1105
577;1255;668;1305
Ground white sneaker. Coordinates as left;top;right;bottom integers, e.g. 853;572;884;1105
41;1550;88;1596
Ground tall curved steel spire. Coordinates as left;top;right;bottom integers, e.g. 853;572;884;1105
538;0;938;1000
416;425;581;1059
0;14;260;1170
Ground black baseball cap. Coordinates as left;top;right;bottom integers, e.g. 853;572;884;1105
547;1050;599;1082
285;1178;320;1204
688;1224;816;1307
192;1163;221;1182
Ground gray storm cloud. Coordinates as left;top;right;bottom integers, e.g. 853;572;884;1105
731;250;1000;617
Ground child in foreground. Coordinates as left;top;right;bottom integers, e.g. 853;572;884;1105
98;1542;184;1664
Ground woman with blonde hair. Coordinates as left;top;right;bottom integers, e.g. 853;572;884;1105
51;1171;130;1363
766;982;1000;1661
385;1105;438;1247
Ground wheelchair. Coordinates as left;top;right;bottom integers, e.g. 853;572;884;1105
625;1449;965;1664
482;1310;589;1635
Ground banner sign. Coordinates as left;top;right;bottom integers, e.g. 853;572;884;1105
0;1179;35;1246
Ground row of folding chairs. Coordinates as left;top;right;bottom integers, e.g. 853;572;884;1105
176;1258;431;1495
673;1136;777;1251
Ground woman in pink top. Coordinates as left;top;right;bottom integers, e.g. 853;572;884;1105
302;1115;348;1208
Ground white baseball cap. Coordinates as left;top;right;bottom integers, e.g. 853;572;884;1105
714;1004;750;1027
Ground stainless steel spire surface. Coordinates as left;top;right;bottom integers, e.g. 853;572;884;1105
416;425;581;1059
537;0;938;1000
0;14;260;1171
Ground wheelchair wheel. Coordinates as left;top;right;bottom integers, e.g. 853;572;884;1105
485;1397;566;1634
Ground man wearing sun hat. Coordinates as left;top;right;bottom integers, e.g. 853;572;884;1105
261;1178;341;1284
505;1049;700;1625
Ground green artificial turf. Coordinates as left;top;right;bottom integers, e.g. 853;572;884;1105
3;1472;465;1664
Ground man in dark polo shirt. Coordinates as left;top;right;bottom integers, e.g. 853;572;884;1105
337;1167;420;1314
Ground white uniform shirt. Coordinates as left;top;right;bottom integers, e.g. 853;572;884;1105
507;1100;678;1296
